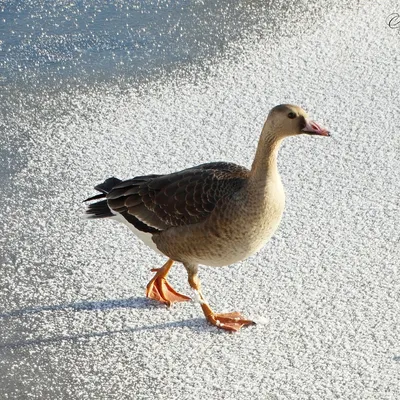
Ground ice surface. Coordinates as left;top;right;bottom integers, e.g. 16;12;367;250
1;1;399;399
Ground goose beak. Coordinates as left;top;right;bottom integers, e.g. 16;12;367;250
301;119;330;136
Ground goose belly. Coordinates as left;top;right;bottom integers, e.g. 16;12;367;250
193;220;281;267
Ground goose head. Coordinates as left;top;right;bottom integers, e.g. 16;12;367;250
265;104;330;139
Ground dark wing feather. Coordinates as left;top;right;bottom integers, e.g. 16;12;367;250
107;162;249;232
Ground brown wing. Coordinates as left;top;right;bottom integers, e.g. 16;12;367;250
107;162;249;233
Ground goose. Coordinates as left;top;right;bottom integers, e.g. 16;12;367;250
84;104;329;332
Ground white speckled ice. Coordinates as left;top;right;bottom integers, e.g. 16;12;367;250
1;0;399;399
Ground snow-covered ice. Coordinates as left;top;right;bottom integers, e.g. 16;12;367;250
1;1;399;399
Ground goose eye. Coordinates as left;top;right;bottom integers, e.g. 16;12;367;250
288;112;296;119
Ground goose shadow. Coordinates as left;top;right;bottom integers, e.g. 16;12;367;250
0;317;209;350
0;297;219;349
0;296;161;319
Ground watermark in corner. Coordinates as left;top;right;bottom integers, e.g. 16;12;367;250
387;13;400;34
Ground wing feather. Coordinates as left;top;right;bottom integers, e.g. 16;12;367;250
106;162;249;232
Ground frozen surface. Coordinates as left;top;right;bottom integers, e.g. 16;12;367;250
1;1;400;399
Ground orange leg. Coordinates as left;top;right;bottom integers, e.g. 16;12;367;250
146;259;191;306
187;271;255;332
